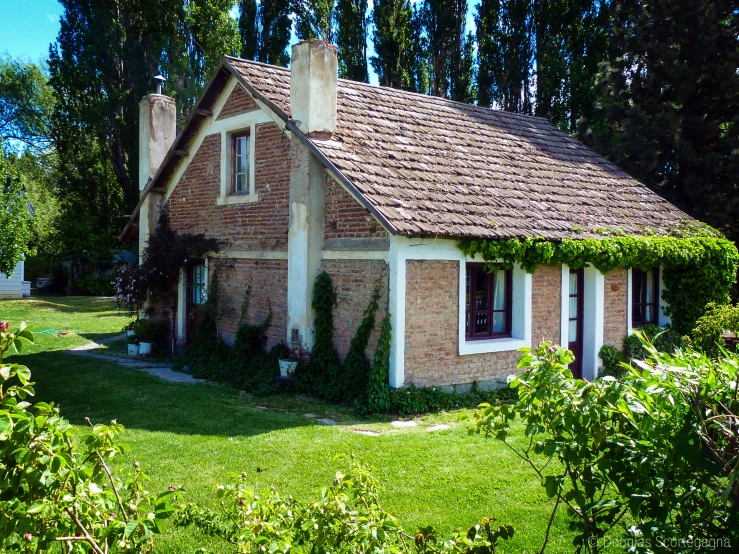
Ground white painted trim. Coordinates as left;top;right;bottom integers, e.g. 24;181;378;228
627;268;633;335
560;265;570;347
457;263;532;355
177;268;186;343
388;238;406;388
218;118;263;205
387;236;533;388
658;266;671;327
321;250;389;261
582;266;605;380
209;110;273;136
214;250;288;260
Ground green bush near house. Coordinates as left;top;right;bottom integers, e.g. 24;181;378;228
471;340;739;552
685;302;739;356
71;273;115;296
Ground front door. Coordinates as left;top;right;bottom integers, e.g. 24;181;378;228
185;260;207;345
568;268;584;379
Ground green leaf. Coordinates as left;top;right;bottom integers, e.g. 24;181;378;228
124;520;139;538
15;365;30;385
0;412;12;435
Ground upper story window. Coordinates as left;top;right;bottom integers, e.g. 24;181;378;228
232;132;251;194
632;268;659;327
465;264;512;340
191;263;207;305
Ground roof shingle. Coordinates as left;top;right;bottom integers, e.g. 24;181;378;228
226;57;695;240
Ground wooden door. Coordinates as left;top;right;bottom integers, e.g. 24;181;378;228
568;268;584;379
185;260;207;345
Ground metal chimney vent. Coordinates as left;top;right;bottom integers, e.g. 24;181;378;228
154;75;165;95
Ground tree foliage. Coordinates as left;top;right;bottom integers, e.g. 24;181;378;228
370;0;414;89
0;57;54;153
592;0;739;242
0;143;37;277
238;0;292;66
294;0;337;43
335;0;370;82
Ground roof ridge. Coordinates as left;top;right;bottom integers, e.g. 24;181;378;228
223;55;555;126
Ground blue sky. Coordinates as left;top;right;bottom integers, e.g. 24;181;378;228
0;0;64;62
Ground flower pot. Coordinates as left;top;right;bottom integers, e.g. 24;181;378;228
278;359;298;377
127;343;138;356
138;342;152;355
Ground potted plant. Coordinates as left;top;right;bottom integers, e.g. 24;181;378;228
131;318;160;356
278;354;299;377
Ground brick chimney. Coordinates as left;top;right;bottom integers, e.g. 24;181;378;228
290;40;337;139
138;77;176;260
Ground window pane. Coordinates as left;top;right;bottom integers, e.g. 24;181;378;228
474;269;489;311
569;272;578;295
465;272;471;335
632;270;643;303
569;296;578;318
645;305;654;323
569;319;578;341
493;311;505;333
633;303;643;324
645;271;655;303
475;311;489;334
236;173;248;192
493;270;506;310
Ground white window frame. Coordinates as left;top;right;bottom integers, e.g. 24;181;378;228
218;124;258;205
458;262;532;355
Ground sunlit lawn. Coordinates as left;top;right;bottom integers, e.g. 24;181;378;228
1;296;597;553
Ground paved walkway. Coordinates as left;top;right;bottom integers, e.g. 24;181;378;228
66;334;205;384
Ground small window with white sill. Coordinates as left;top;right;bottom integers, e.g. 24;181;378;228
232;132;251;194
631;268;659;327
218;125;258;205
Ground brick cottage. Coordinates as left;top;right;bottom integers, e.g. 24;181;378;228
122;40;694;391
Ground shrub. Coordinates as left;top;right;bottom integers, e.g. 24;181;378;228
0;322;177;553
470;339;739;553
175;456;514;554
71;273;115;296
686;302;739;355
131;317;168;344
622;323;682;362
598;344;624;378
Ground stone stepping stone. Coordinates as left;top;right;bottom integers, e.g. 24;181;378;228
303;413;317;418
317;418;337;426
427;424;451;432
352;429;381;436
391;420;417;428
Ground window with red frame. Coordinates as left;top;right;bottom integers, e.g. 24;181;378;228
632;268;659;327
465;264;512;340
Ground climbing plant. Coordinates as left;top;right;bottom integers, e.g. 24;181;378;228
342;286;381;402
459;233;739;334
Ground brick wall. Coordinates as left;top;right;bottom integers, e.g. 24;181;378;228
215;258;288;350
324;177;388;239
531;264;561;346
320;259;389;359
217;85;259;119
166;121;290;250
604;268;628;350
404;260;519;387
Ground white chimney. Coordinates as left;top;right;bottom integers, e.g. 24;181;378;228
139;88;176;189
138;80;176;261
290;40;337;139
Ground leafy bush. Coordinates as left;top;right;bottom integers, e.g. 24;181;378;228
131;317;168;344
174;277;285;395
114;213;219;312
0;323;177;553
623;323;682;362
71;273;115;296
470;339;739;553
175;456;514;554
389;384;516;417
598;344;624;378
686;302;739;355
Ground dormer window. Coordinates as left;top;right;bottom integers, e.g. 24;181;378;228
232;132;250;194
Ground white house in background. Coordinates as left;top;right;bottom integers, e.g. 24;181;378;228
0;260;31;298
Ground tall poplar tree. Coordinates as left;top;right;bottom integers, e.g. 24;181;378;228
408;4;430;94
371;0;413;89
238;0;292;66
335;0;369;81
422;0;470;99
475;0;533;112
294;0;337;43
594;0;739;240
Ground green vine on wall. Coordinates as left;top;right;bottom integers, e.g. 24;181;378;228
459;234;739;334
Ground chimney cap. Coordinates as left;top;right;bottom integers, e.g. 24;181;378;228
153;75;165;95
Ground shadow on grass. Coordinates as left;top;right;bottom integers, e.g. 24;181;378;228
9;296;120;314
21;352;318;438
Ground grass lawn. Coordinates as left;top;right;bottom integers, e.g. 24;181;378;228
1;296;594;553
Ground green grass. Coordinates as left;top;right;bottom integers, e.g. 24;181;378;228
2;296;586;553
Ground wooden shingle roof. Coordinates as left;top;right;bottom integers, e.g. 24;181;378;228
228;57;697;240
